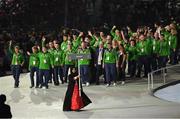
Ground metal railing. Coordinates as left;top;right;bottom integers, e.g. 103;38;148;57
148;64;180;90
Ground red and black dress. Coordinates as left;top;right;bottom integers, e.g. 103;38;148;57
63;71;92;111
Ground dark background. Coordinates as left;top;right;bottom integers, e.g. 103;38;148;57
0;0;180;32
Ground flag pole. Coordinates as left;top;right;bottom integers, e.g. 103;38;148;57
78;63;81;96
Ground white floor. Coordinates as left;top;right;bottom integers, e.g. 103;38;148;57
0;73;180;119
154;83;180;103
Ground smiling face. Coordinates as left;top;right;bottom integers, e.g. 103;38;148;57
130;40;135;46
14;46;19;54
67;44;71;50
54;43;59;49
81;42;86;49
42;47;47;53
32;46;38;53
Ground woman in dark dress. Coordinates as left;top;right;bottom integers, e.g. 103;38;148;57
117;44;127;85
63;67;92;111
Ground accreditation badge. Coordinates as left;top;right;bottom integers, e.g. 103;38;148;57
56;57;59;61
44;59;47;64
107;56;110;61
169;41;171;46
153;46;155;51
33;61;36;65
141;48;144;52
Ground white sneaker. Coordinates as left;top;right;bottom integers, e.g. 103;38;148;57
106;84;110;87
113;83;116;86
121;81;125;85
86;82;90;86
82;84;86;86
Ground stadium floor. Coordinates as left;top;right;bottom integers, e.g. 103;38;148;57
0;73;180;119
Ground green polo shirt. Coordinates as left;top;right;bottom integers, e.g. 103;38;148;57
38;52;53;70
103;49;118;64
29;53;39;69
78;48;91;65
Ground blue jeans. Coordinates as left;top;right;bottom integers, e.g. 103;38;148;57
11;65;21;87
39;69;50;87
80;65;90;84
104;63;117;84
30;67;39;87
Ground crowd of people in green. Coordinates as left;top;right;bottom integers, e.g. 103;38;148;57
8;22;179;88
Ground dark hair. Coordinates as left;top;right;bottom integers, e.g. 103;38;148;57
0;94;6;104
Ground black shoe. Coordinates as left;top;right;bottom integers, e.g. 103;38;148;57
30;86;34;88
48;80;52;83
54;83;59;86
39;85;43;88
96;82;100;85
143;75;148;78
136;75;140;78
35;86;39;88
46;86;49;89
14;85;18;88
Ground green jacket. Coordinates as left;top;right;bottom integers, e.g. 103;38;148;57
136;40;151;56
9;45;24;65
11;53;24;65
158;40;170;56
152;39;160;54
127;46;137;61
103;49;118;64
61;41;68;51
110;29;122;41
78;48;91;65
38;52;53;70
29;53;39;69
146;37;153;55
72;36;81;51
162;31;171;41
63;49;75;65
93;37;102;48
168;34;177;49
53;49;63;66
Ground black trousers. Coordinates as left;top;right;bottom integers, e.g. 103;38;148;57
54;66;64;85
95;64;103;84
158;56;168;73
39;69;50;88
11;65;21;87
30;67;39;87
170;49;177;65
128;60;136;77
137;55;150;77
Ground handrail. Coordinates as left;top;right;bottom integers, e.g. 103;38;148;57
148;64;180;90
